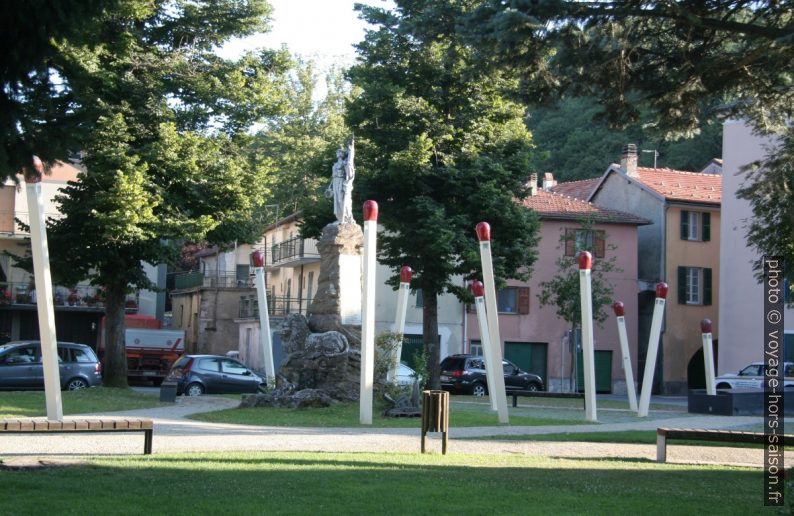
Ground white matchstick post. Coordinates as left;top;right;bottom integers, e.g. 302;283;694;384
26;156;63;421
471;281;497;411
613;301;638;412
638;282;668;417
360;200;378;424
388;265;412;383
251;250;275;387
577;251;597;422
475;222;509;424
701;319;717;396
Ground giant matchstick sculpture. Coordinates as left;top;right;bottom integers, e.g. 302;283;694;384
360;200;378;424
700;319;717;396
578;251;598;422
251;250;275;387
387;265;412;383
27;156;63;420
613;301;638;412
475;222;509;424
470;280;498;411
638;282;668;417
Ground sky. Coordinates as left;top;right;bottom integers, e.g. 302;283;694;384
219;0;394;69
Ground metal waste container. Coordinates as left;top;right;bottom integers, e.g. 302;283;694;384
421;390;449;454
159;380;178;402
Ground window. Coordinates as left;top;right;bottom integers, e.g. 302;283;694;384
221;360;248;375
564;229;605;258
198;358;221;371
469;340;483;356
680;210;711;242
467;358;485;370
72;348;95;363
677;266;712;305
415;288;423;308
2;346;38;364
497;286;530;314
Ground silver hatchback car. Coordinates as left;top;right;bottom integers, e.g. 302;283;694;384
0;340;103;390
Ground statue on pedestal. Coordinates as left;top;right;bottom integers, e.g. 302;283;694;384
326;138;355;224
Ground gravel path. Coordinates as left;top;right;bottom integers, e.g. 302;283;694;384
2;396;791;468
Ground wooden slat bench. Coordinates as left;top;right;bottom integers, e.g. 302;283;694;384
0;418;153;455
656;427;794;463
507;390;585;408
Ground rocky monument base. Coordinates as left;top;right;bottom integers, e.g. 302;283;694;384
241;222;366;409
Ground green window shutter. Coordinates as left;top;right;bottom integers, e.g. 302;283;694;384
702;212;711;242
703;268;712;305
678;266;687;304
680;210;689;240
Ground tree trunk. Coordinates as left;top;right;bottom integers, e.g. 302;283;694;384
423;290;441;390
103;280;128;388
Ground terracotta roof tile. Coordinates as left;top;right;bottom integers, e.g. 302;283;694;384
522;190;649;225
634;167;721;204
550;177;600;200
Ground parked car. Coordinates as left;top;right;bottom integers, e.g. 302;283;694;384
439;354;544;396
395;362;421;387
715;361;794;390
0;340;102;391
166;354;267;396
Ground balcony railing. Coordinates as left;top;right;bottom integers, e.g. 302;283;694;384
270;237;319;267
0;211;64;235
238;295;310;319
173;271;254;290
0;282;110;308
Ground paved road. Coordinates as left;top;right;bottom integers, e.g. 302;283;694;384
2;395;791;468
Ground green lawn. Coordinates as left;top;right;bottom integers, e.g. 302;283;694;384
0;388;164;419
0;451;780;514
189;399;589;428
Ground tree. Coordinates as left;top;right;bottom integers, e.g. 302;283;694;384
330;1;541;388
18;1;291;387
459;1;794;288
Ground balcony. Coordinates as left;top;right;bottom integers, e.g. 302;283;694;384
0;282;112;311
238;295;310;319
173;271;254;290
270;237;319;268
0;211;64;237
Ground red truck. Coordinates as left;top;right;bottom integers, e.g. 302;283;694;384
100;316;185;384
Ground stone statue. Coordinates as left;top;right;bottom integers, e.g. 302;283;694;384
326;138;355;224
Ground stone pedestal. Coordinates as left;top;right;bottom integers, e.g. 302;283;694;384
308;222;363;334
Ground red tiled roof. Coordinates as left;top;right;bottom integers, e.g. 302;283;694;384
522;190;649;225
550;178;600;201
634;167;721;204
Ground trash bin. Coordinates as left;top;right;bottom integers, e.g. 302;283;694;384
421;390;449;454
159;381;178;402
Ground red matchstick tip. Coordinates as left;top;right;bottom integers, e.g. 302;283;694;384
475;222;491;242
656;282;668;299
612;301;625;317
400;266;412;283
363;200;378;221
26;155;44;184
470;280;485;298
578;251;592;270
701;319;712;334
251;250;265;268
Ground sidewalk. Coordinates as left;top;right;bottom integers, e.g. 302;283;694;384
1;395;791;468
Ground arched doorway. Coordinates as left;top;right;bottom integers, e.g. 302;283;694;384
687;339;718;390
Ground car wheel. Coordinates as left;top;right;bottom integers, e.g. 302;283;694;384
716;383;731;390
66;377;88;391
526;382;540;392
471;383;487;397
185;382;204;396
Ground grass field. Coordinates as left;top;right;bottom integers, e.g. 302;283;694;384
0;388;163;419
0;451;778;514
188;399;589;428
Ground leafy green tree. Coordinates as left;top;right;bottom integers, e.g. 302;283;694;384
459;1;794;287
18;1;291;387
325;1;541;388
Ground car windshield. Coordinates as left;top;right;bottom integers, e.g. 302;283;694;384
738;365;762;376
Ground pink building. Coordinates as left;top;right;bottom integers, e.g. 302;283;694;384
465;182;647;393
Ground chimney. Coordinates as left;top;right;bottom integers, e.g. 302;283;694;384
620;144;638;178
542;172;556;191
528;173;538;196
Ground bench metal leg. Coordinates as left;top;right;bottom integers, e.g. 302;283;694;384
512;395;517;408
144;429;153;455
656;432;666;463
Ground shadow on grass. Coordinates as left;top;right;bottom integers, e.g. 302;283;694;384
0;452;769;514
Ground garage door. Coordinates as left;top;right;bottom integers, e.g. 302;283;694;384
504;341;548;386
